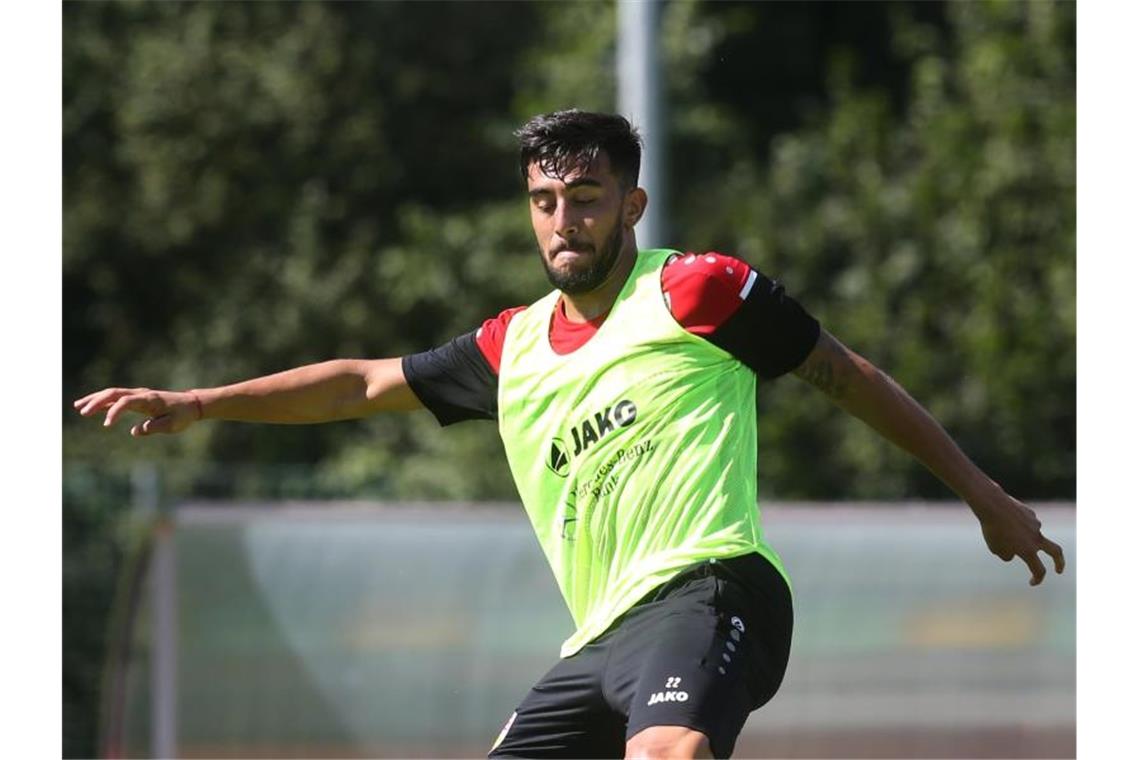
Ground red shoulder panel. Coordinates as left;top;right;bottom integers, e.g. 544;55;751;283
661;251;756;335
475;306;527;374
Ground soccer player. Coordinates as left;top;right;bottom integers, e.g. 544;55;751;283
75;110;1065;760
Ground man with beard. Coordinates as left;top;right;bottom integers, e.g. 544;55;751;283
75;110;1065;760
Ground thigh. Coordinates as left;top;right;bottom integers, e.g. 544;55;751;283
711;554;794;711
489;642;625;759
608;558;793;759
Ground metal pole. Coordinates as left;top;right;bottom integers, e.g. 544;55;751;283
617;0;668;249
151;518;178;759
135;464;177;759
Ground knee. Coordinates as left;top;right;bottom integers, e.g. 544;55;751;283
625;725;712;760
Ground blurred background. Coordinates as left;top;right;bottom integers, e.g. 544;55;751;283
63;1;1075;758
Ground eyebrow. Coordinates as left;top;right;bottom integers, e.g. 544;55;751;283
528;177;604;197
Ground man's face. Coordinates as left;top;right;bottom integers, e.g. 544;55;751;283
526;153;631;295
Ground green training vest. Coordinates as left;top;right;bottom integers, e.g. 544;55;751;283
497;249;789;657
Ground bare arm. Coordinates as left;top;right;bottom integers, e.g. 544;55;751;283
794;329;1065;585
73;358;422;436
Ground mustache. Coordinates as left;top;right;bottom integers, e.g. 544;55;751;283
551;239;596;255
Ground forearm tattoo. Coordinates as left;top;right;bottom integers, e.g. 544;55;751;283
795;334;852;400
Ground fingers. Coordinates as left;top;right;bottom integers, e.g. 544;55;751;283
1020;534;1066;587
131;415;173;437
72;389;127;419
1041;536;1066;575
73;389;107;410
105;391;168;428
104;394;146;427
74;387;137;417
76;387;191;438
1021;550;1047;586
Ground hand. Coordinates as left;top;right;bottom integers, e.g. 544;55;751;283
971;491;1066;586
73;387;202;437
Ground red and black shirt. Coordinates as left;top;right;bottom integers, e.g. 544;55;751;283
403;252;821;425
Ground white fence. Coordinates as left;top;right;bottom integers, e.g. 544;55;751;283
108;502;1075;758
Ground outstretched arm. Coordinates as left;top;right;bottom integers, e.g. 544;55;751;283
73;358;421;436
794;329;1065;586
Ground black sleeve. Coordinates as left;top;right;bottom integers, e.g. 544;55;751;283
707;272;821;380
401;331;498;426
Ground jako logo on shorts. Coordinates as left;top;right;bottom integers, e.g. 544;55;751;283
647;690;689;706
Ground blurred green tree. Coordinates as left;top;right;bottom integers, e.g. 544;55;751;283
65;1;546;499
662;0;1074;500
64;1;545;754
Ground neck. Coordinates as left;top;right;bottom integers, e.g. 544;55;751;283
560;239;639;322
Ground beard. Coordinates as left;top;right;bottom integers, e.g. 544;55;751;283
541;222;625;295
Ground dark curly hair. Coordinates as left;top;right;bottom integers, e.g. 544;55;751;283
515;110;643;190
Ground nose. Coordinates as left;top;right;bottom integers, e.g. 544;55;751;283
553;200;579;239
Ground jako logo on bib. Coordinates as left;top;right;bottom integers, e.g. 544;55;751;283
546;400;638;477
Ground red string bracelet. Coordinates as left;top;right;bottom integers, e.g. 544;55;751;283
189;392;204;421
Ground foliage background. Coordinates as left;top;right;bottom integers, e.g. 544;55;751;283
62;2;1074;756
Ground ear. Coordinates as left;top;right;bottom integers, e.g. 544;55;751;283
623;187;648;228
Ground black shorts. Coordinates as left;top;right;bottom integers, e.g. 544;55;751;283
488;553;793;759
